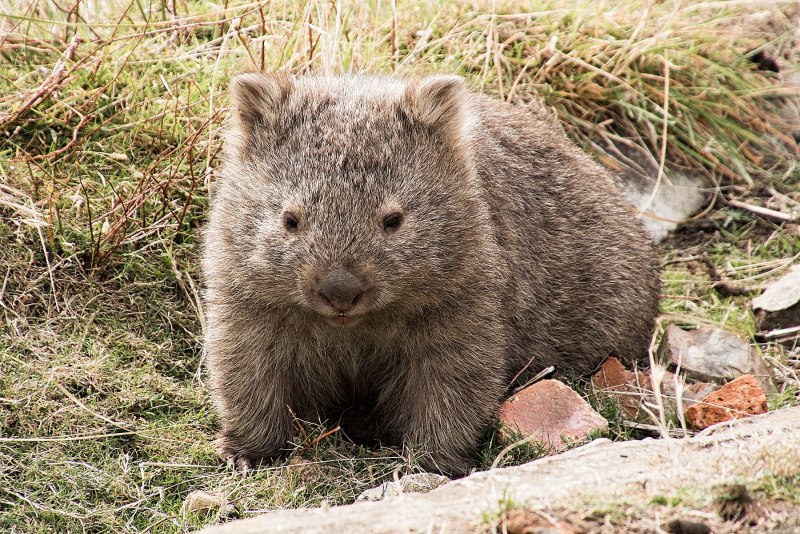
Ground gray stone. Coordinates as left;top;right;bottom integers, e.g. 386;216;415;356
604;141;708;243
621;171;709;244
658;325;773;392
753;265;800;312
356;473;450;502
752;265;800;334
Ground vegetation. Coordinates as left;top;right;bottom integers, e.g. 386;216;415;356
0;0;798;531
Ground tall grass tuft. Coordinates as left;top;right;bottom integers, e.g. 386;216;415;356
1;0;797;266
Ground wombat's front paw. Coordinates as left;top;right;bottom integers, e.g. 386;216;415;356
216;433;283;474
225;454;254;474
419;451;474;477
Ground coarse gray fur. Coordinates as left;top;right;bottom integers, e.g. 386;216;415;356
202;74;660;474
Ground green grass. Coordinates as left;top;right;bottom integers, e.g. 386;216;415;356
1;0;799;531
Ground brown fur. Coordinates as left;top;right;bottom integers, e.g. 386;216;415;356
202;74;660;474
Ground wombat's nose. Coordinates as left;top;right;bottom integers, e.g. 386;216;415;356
317;268;364;312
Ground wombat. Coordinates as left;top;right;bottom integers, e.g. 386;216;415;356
202;73;660;474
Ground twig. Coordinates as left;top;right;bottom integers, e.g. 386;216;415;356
762;355;800;386
287;405;308;440
766;187;800;208
53;382;132;430
758;325;800;340
0;431;139;443
727;198;797;223
510;366;555;394
308;426;341;448
138;461;221;469
699;253;753;297
507;354;536;389
0;35;83;129
29;112;92;162
638;53;671;217
622;421;689;438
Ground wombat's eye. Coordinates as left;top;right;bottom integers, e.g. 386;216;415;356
283;212;299;232
382;212;403;233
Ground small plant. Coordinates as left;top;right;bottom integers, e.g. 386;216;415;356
650;494;683;507
713;483;765;524
480;492;525;531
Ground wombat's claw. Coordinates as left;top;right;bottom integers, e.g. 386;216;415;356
226;455;254;475
237;456;254;475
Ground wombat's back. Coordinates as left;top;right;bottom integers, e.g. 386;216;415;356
468;94;660;381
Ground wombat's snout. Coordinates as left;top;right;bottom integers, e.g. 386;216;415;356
316;268;365;313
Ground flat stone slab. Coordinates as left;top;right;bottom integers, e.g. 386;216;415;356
752;265;800;313
199;407;800;534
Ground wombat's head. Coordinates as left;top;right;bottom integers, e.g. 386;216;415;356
215;74;492;327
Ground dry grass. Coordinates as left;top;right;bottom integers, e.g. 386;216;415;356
1;0;797;267
1;0;799;531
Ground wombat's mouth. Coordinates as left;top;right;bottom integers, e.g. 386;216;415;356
324;313;362;327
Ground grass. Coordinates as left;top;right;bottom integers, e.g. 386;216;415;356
486;472;800;533
1;0;799;531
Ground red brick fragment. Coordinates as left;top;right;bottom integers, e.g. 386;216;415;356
590;356;647;417
684;374;768;430
499;379;607;449
591;357;720;419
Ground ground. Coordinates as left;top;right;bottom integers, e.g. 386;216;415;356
0;1;798;532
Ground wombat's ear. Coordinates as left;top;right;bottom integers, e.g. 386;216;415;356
229;73;293;135
400;75;467;134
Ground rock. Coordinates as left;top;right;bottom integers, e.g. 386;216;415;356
752;265;800;334
684;375;768;430
657;370;718;411
184;490;234;516
621;171;708;244
658;324;773;391
602;141;708;243
590;356;642;391
499;379;607;449
198;407;800;534
356;473;450;502
590;356;647;417
680;381;719;406
591;357;717;418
